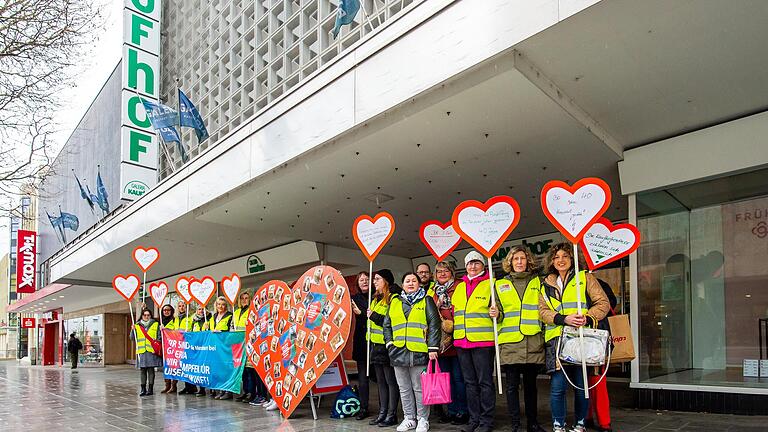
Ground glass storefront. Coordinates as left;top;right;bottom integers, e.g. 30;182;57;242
64;315;104;367
636;168;768;389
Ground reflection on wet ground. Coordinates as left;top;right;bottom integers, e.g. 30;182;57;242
0;361;764;431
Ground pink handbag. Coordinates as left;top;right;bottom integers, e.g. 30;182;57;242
421;359;451;405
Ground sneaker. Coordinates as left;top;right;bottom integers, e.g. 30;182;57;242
260;399;273;407
552;425;567;432
568;425;586;432
265;399;279;411
415;418;430;432
248;400;262;407
396;418;417;432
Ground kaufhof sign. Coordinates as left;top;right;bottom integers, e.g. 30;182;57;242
120;0;161;200
16;230;37;294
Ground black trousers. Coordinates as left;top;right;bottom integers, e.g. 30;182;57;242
356;360;370;410
504;363;540;426
70;352;78;369
373;363;399;416
457;347;496;429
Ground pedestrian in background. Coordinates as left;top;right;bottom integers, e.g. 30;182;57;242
67;332;83;370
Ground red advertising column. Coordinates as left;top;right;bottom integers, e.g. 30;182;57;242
16;230;37;293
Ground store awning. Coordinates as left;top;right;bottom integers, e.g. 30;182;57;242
8;283;123;315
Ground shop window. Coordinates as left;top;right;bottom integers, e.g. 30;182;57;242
64;315;104;367
637;168;768;389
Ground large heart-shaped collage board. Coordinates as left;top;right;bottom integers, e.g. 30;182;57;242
245;265;351;418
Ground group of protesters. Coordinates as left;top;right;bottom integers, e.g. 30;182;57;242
131;242;616;432
351;243;616;432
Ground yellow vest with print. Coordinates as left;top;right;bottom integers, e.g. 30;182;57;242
367;298;389;345
233;307;250;331
451;278;498;343
541;270;588;342
495;277;542;343
135;321;159;354
388;296;428;353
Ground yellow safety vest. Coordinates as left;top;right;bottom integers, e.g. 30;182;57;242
388;296;428;353
495;277;542;343
208;312;232;331
541;270;589;342
167;315;193;331
425;281;436;298
135;321;159;354
191;319;205;332
233;307;249;331
367;298;389;344
452;278;497;342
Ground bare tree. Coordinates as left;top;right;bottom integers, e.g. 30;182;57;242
0;0;105;211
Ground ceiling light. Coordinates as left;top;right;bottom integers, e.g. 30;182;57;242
365;193;394;205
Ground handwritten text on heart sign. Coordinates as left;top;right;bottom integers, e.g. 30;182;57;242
457;204;515;251
546;185;607;236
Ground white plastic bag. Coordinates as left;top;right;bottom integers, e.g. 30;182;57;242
557;326;609;367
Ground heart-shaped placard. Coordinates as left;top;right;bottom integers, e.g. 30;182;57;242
352;212;395;261
149;281;169;308
175;277;193;304
190;276;216;306
245;265;351;418
579;218;641;270
451;196;521;257
112;274;140;302
132;246;160;272
419;220;462;261
222;274;241;305
541;178;611;243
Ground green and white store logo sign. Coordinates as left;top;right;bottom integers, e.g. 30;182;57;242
123;180;149;197
247;255;266;274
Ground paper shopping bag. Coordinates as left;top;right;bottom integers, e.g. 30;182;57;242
608;314;636;363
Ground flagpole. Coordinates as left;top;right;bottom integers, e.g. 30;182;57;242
57;205;67;243
131;87;177;174
358;1;376;32
177;80;184;164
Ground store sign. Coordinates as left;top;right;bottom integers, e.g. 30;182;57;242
21;317;36;329
119;0;162;200
16;229;37;293
247;255;266;274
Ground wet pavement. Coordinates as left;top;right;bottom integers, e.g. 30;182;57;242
0;361;764;431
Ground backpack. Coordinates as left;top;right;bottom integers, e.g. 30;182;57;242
330;385;361;419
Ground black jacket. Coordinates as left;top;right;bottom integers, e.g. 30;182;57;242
383;294;441;367
67;337;82;354
351;292;369;362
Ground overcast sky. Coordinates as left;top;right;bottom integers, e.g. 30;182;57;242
0;0;123;260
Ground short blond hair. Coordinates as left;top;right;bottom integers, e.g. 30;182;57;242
502;245;537;274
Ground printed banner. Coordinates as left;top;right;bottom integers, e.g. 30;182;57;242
162;329;245;393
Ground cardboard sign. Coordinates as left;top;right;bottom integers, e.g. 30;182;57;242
451;196;521;257
175;277;193;304
312;356;349;395
132;246;160;272
541;178;611;243
112;274;140;301
149;281;169;307
190;276;216;306
222;274;241;305
352;212;395;261
245;266;352;418
419;220;462;261
580;218;641;270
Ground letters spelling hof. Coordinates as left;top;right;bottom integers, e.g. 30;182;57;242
120;0;162;200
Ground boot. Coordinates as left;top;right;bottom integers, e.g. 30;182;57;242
139;385;147;396
355;408;369;420
160;379;171;394
378;414;398;427
146;384;154;396
169;381;177;394
369;411;386;425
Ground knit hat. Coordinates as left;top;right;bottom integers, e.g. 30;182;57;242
464;251;485;267
374;269;395;286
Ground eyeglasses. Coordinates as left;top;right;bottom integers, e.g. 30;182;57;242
416;271;431;275
435;270;451;275
373;276;383;281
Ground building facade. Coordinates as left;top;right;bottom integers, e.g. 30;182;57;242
9;0;768;413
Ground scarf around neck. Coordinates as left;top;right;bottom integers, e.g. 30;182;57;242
401;287;427;306
434;279;454;309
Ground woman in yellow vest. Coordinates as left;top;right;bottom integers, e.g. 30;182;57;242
204;296;234;400
384;272;441;432
538;243;609;432
131;307;162;396
367;269;400;427
191;306;209;397
491;246;546;432
233;291;259;404
452;251;502;432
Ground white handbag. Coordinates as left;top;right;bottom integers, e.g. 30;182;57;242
557;326;610;367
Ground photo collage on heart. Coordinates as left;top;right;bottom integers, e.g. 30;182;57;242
244;265;351;417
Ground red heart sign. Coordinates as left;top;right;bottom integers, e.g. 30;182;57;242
419;220;462;261
175;277;192;304
541;177;611;243
190;276;216;306
221;274;241;305
132;246;160;272
112;274;140;302
579;218;641;270
451;196;521;257
245;266;351;418
149;281;169;308
352;212;395;261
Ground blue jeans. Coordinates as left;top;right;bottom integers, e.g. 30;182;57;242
438;355;468;415
550;365;588;427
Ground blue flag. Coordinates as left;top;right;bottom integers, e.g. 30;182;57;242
47;210;65;243
60;212;79;232
96;169;110;213
178;89;209;143
141;99;181;143
72;171;95;214
332;0;360;38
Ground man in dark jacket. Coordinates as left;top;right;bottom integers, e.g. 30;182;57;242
67;333;83;369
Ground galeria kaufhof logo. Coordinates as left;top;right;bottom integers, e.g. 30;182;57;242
752;221;768;239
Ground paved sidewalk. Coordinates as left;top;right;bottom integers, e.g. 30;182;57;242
0;361;763;431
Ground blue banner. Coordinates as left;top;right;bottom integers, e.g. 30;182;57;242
332;0;360;38
162;329;245;393
178;89;209;143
